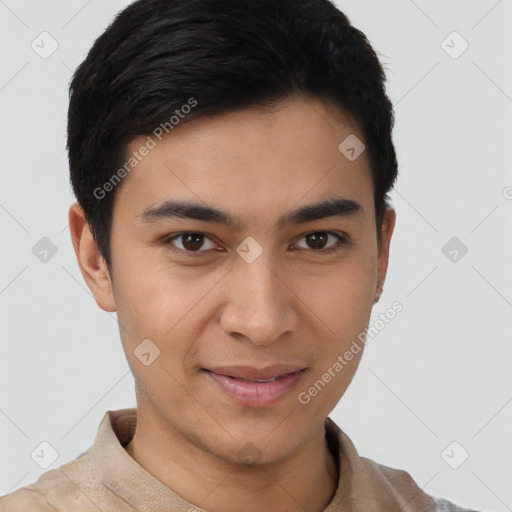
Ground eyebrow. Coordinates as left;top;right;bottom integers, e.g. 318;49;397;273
139;196;363;230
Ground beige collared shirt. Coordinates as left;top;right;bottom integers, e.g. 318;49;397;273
0;408;477;511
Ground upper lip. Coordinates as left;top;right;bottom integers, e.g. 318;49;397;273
205;364;307;380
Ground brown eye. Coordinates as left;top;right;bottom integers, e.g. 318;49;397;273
305;232;329;250
181;233;205;251
294;231;347;253
164;232;218;254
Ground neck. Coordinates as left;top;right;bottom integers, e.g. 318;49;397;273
125;409;338;512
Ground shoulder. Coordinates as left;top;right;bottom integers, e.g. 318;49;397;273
325;418;480;511
0;452;100;512
0;485;57;512
360;456;479;512
430;497;482;512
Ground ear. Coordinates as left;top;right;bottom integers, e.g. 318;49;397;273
375;207;396;303
68;202;116;312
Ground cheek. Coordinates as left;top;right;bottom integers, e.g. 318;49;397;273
295;271;371;414
112;266;201;406
112;259;221;362
298;258;376;336
113;257;180;329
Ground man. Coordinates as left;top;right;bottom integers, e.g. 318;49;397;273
0;0;479;510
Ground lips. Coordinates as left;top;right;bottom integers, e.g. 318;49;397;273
203;364;307;406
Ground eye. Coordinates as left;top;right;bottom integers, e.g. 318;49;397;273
293;231;347;253
162;231;348;257
163;232;221;255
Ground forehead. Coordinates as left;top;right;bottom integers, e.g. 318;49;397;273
115;96;374;224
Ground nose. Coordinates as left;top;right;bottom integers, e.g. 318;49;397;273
219;253;299;346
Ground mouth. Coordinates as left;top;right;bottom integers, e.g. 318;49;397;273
202;365;308;407
205;364;307;380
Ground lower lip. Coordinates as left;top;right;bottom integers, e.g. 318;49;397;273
204;370;305;407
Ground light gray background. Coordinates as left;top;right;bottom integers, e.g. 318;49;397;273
1;0;511;510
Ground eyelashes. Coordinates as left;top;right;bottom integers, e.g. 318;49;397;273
292;231;347;253
162;231;349;257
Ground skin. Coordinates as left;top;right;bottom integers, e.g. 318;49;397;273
69;94;396;512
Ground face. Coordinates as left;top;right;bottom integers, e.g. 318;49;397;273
82;95;394;465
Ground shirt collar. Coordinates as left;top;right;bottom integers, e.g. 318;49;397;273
88;408;432;511
89;408;208;511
